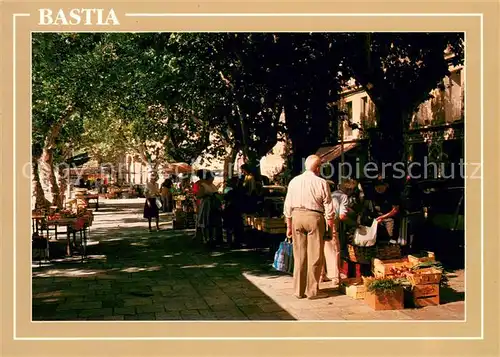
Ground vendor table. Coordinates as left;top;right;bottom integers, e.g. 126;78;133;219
42;214;93;261
83;194;99;211
45;218;87;260
242;215;286;254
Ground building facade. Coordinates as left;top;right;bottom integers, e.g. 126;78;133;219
316;62;465;182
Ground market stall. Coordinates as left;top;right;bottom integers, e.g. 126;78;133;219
171;192;197;230
340;250;445;310
240;185;287;252
32;206;94;262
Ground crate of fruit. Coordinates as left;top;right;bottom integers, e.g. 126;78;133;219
340;278;366;300
372;257;413;278
407;267;442;285
376;243;402;260
347;244;377;264
408;251;436;266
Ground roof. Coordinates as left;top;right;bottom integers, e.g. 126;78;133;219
316;142;358;163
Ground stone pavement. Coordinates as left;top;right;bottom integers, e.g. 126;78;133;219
32;199;465;321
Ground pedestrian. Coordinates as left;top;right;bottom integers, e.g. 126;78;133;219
321;179;358;284
95;178;102;194
363;176;400;243
240;163;258;212
160;177;174;213
143;174;160;232
191;170;204;240
283;155;335;300
195;170;223;248
222;176;244;249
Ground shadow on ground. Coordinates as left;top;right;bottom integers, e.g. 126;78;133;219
33;219;295;321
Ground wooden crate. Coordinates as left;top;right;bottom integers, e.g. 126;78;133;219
407;267;442;285
340;278;366;300
372;257;413;278
376;243;402;260
364;287;404;311
347;244;377;264
261;218;286;234
260;217;285;228
408;251;436;266
412;283;440;307
263;227;286;234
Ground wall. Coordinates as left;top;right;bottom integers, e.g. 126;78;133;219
338;65;464;141
340;90;375;141
412;66;464;127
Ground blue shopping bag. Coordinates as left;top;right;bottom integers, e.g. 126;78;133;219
273;238;294;274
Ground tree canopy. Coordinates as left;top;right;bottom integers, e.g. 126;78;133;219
32;31;464;205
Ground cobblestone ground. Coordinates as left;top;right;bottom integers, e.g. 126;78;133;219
32;199;465;321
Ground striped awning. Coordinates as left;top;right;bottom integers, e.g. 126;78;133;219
316;142;358;163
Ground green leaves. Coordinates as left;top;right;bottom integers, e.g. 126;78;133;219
32;32;464;184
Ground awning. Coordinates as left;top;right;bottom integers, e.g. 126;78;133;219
316;142;358;163
163;162;193;174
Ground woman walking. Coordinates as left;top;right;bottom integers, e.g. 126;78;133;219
195;170;222;248
144;177;160;232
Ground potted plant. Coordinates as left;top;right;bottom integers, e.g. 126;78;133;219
362;276;408;310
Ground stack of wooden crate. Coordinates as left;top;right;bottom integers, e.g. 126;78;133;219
407;251;441;307
372;251;442;308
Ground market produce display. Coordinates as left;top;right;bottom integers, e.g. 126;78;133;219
338;251;447;311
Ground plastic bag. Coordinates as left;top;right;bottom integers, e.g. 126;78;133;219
155;197;162;209
353;219;378;247
272;238;294;274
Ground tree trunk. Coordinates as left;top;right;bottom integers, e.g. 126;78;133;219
40;147;61;208
284;98;328;178
370;106;408;192
58;166;68;207
223;146;238;181
32;156;51;211
147;162;159;185
38;105;75;209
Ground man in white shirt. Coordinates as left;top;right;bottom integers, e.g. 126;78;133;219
284;155;335;299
